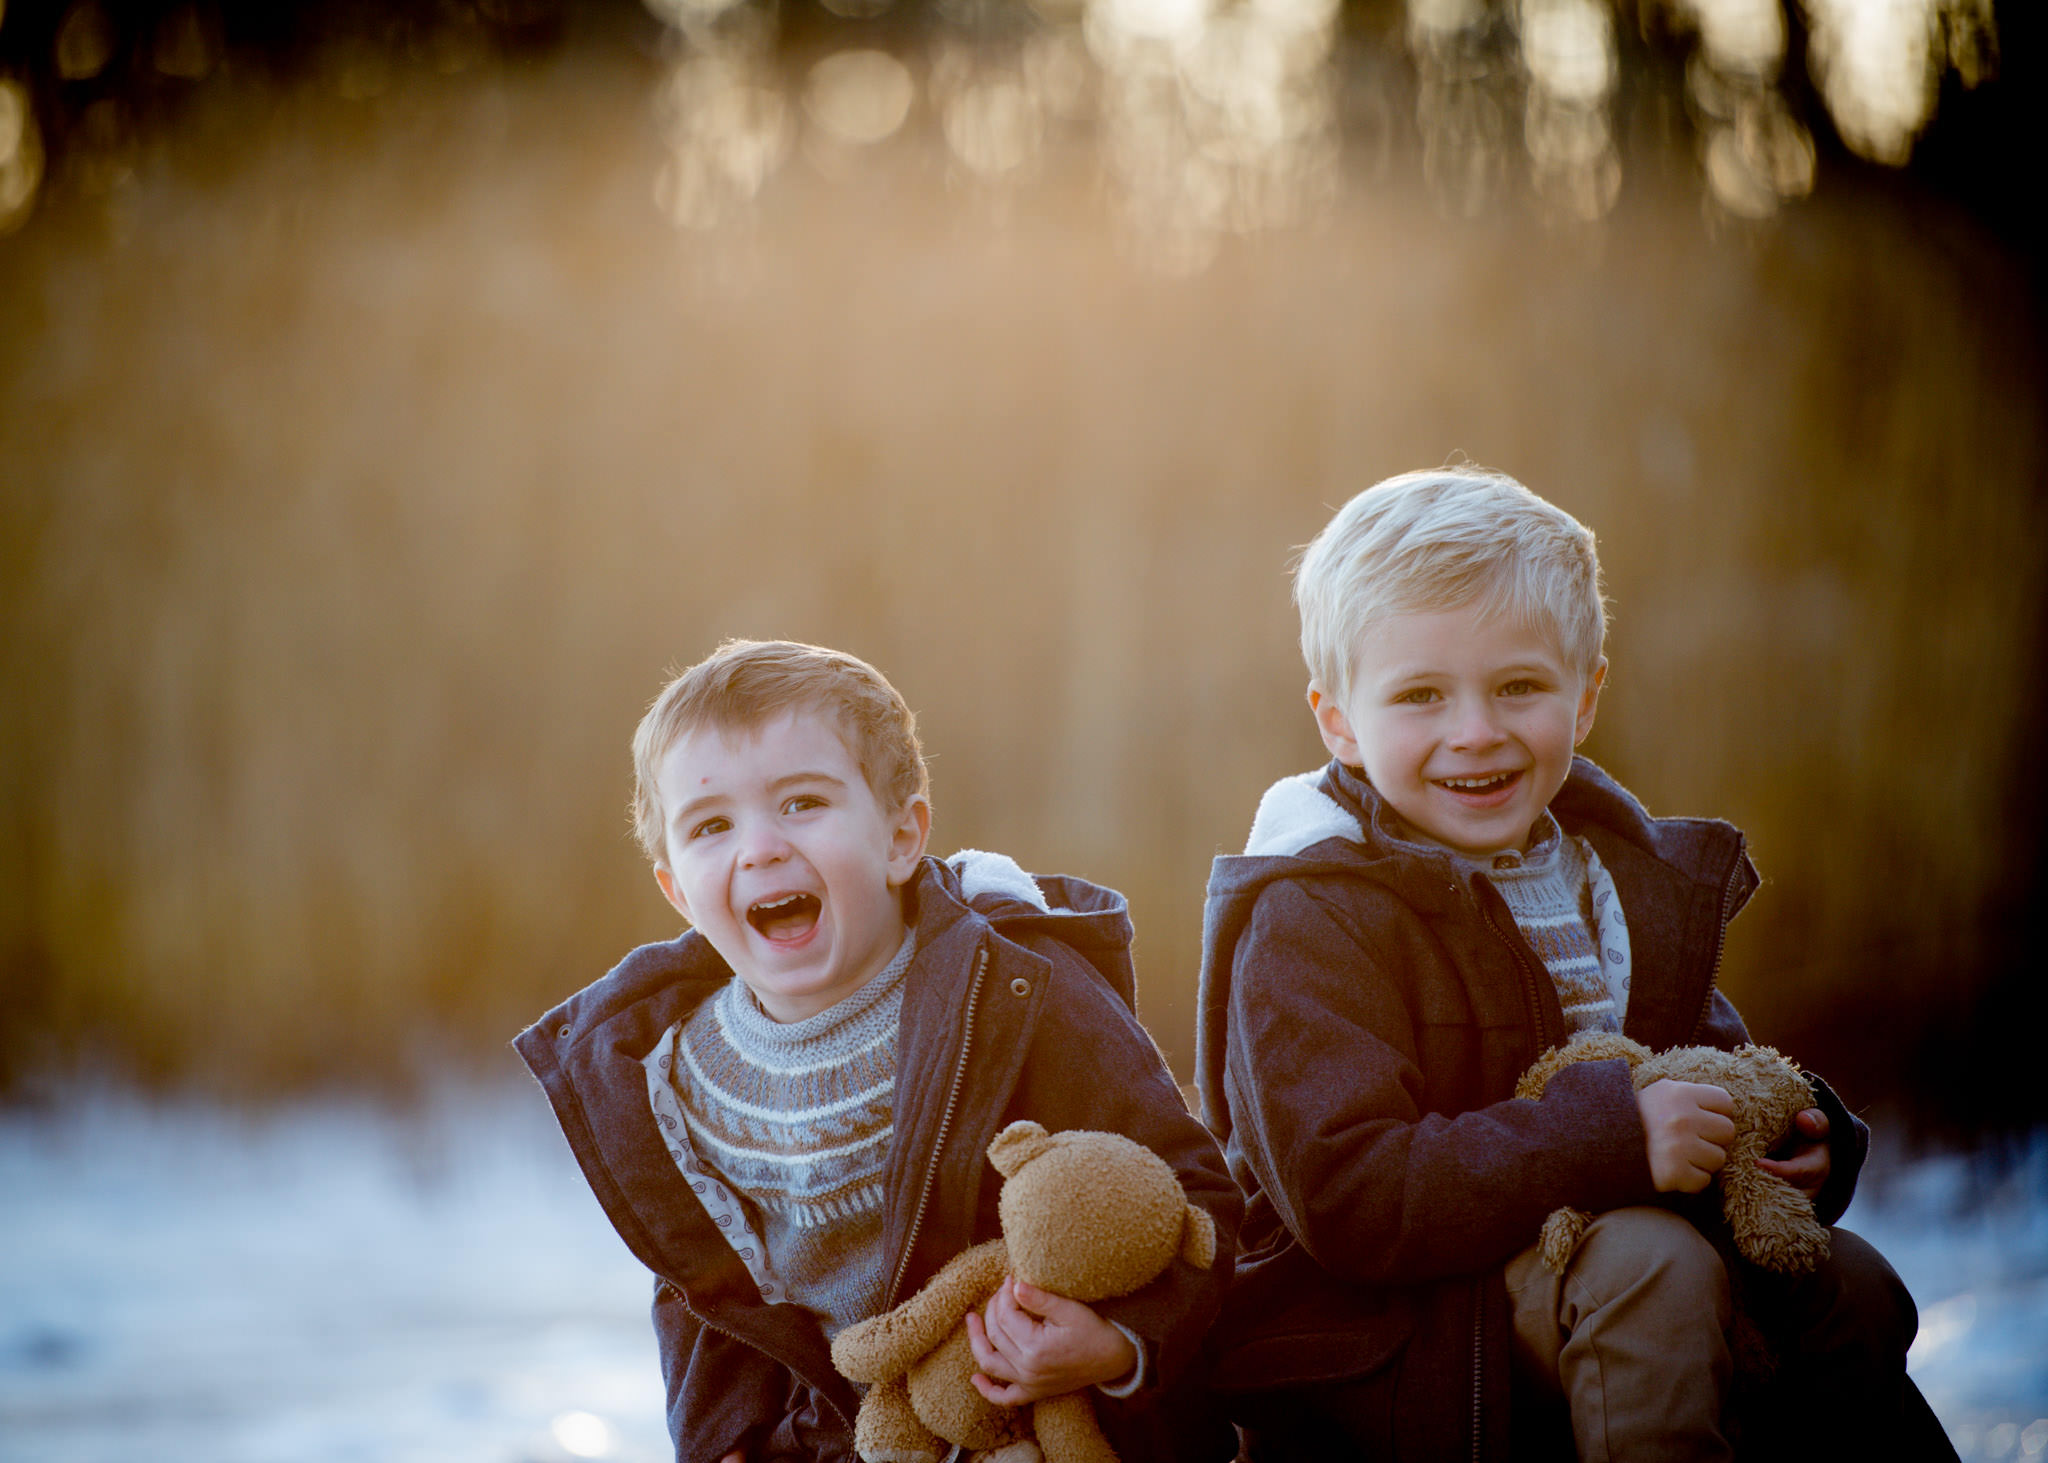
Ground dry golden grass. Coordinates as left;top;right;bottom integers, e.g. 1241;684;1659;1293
1;47;2041;1114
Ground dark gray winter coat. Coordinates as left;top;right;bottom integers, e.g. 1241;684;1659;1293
518;852;1240;1463
1193;757;1865;1462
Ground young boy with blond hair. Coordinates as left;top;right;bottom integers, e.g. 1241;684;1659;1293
1195;470;1946;1460
519;639;1238;1463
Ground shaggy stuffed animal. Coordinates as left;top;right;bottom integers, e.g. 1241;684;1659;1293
1515;1031;1831;1276
830;1121;1217;1463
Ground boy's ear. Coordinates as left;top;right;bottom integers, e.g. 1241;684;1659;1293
654;864;692;922
1308;682;1364;765
1574;658;1609;746
885;796;932;888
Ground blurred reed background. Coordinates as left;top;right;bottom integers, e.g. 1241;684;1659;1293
1;0;2042;1141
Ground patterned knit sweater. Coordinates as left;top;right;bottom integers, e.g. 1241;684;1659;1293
1450;813;1633;1034
643;932;914;1336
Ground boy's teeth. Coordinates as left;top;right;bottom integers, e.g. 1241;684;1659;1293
747;892;821;938
1441;774;1508;789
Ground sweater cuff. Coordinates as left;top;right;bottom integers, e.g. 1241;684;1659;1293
1093;1323;1148;1399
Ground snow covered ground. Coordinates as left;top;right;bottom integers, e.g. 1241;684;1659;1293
2;1086;2043;1462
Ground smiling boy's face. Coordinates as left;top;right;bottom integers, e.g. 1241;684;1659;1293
1310;602;1605;858
652;709;930;1023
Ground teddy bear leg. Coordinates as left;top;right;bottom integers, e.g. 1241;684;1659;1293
1030;1392;1119;1463
1727;1170;1832;1275
854;1375;946;1463
1539;1206;1591;1272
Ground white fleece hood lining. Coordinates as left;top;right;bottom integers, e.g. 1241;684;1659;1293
945;848;1050;911
1243;771;1364;858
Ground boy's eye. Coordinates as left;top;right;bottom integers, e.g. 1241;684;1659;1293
1499;679;1542;696
687;816;730;840
783;794;825;814
1395;687;1440;704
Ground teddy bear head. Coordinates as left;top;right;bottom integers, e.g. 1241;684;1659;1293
986;1121;1216;1301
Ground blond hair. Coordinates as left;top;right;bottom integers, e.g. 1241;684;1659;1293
1293;467;1607;699
630;639;929;864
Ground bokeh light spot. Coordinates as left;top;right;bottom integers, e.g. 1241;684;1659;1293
0;77;45;234
804;50;916;146
944;75;1042;176
656;53;793;229
550;1410;615;1458
153;4;220;80
55;0;118;81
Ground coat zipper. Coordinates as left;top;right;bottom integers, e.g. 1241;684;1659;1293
1470;1275;1486;1463
1475;879;1560;1053
884;944;988;1310
1689;851;1748;1041
1470;876;1539;1463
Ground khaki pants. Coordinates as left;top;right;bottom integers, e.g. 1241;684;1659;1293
1506;1208;1927;1463
1506;1207;1735;1463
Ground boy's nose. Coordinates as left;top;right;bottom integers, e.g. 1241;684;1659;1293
1447;700;1504;749
736;824;791;867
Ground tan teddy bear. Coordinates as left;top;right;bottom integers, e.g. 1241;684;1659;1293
829;1120;1217;1463
1515;1030;1831;1276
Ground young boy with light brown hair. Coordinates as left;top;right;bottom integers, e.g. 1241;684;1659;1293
519;639;1238;1463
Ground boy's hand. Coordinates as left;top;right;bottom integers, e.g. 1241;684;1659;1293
1756;1106;1831;1202
1638;1078;1736;1193
965;1276;1138;1405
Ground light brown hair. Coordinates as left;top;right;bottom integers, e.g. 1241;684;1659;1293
630;639;929;864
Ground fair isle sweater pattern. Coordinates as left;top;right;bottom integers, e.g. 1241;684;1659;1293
1454;814;1633;1034
642;932;914;1336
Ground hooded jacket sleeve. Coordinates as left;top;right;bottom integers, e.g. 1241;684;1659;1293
1223;877;1658;1283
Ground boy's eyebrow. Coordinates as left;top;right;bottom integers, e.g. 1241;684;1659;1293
1371;659;1559;687
765;769;852;794
667;769;852;825
1371;664;1447;686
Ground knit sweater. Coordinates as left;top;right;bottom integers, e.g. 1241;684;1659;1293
644;932;915;1336
1447;815;1633;1035
1364;802;1635;1039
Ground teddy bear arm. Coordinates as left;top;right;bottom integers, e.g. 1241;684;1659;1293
1031;1391;1120;1463
833;1239;1011;1383
1723;1166;1831;1275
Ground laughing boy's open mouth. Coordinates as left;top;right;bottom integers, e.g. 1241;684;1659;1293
747;892;821;941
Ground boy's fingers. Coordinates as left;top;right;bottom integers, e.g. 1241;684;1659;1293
971;1371;1029;1406
1670;1080;1735;1116
1007;1279;1074;1321
1794;1107;1830;1140
985;1280;1033;1345
966;1308;1016;1379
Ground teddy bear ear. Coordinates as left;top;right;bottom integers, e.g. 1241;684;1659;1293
987;1120;1054;1177
1180;1204;1218;1270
